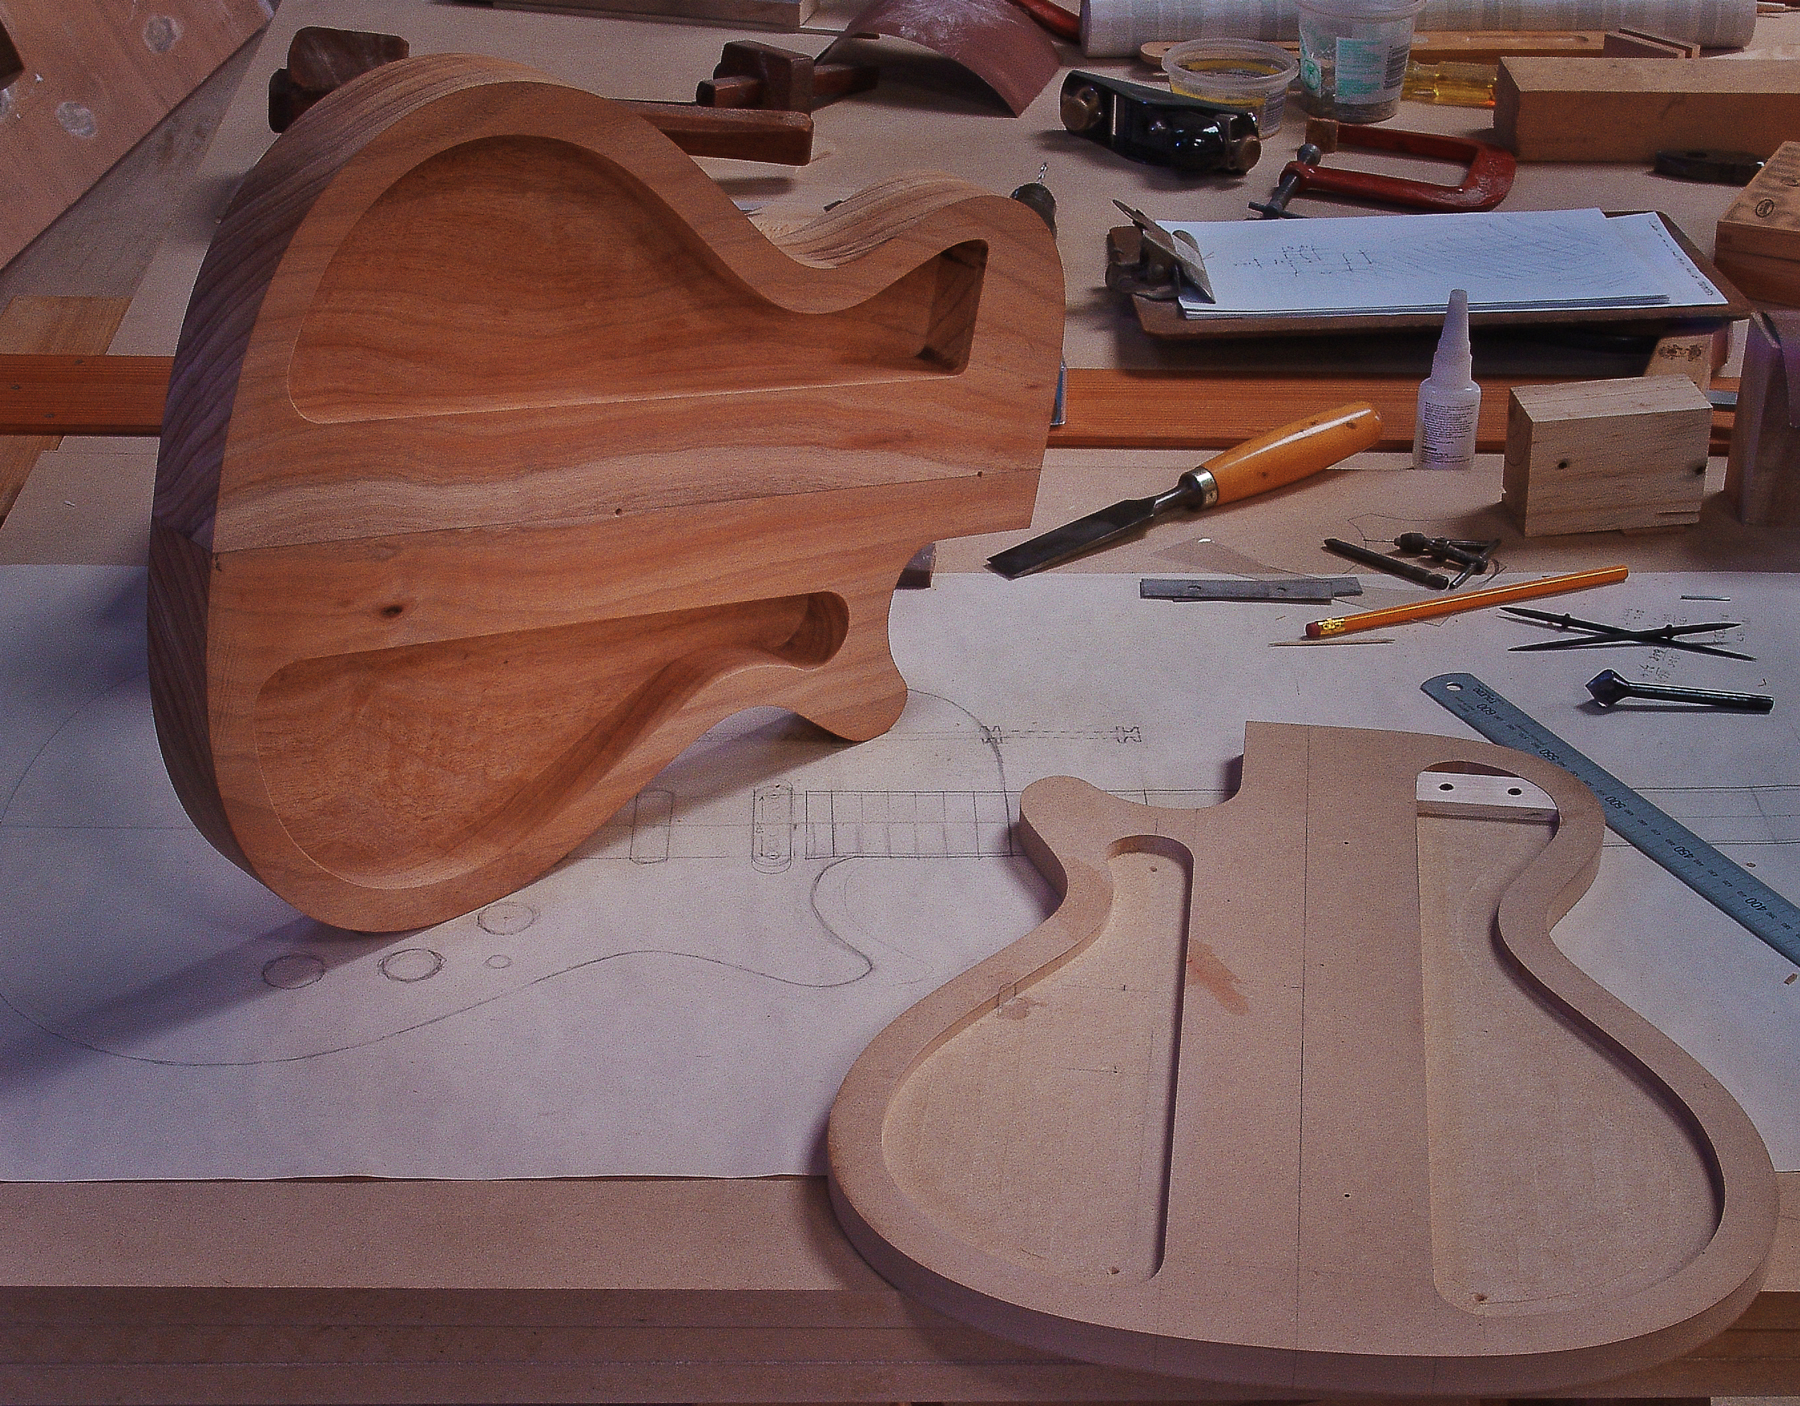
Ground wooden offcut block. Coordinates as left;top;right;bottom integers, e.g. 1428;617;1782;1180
1725;311;1800;526
1493;59;1800;162
1502;377;1710;535
1715;142;1800;308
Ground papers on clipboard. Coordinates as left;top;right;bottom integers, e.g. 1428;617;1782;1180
1169;209;1728;320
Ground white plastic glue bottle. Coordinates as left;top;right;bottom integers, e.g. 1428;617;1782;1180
1412;287;1480;470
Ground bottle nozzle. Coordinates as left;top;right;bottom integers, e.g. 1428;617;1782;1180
1431;287;1472;385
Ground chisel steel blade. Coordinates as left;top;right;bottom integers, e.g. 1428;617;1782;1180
986;493;1165;579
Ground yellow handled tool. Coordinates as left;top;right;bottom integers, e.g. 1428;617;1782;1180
988;402;1381;578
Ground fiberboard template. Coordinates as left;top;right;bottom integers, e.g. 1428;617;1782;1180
827;724;1776;1393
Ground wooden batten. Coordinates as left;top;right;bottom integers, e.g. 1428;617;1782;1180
149;54;1064;930
827;724;1778;1394
1494;59;1800;162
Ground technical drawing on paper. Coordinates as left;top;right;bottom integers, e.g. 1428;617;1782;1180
1;565;1796;1180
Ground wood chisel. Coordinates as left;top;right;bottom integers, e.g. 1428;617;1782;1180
987;402;1381;579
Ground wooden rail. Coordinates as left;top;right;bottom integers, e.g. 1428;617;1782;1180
0;356;1736;454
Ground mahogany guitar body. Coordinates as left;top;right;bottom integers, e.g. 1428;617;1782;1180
149;54;1063;931
827;723;1777;1393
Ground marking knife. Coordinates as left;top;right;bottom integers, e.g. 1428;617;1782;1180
988;402;1381;579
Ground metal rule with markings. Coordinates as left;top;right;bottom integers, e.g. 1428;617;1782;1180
1423;671;1800;968
1140;575;1361;602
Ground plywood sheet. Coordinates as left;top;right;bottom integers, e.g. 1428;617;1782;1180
0;0;269;270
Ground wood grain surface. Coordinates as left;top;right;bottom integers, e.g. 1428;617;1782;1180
149;53;1063;930
0;0;268;269
1502;377;1712;535
1494;59;1800;163
6;358;1739;453
0;296;130;521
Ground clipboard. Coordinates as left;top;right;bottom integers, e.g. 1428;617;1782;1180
1113;212;1751;339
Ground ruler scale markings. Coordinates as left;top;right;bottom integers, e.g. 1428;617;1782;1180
1422;671;1800;968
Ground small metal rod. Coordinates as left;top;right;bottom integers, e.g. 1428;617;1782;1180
1323;537;1451;590
1585;669;1774;713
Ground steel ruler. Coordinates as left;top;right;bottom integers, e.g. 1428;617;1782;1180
1423;671;1800;967
1140;575;1360;602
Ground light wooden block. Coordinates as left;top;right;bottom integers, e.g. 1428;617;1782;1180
1725;310;1800;527
1716;141;1800;308
1502;377;1710;536
1493;59;1800;162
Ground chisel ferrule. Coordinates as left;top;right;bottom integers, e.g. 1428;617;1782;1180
1178;468;1219;510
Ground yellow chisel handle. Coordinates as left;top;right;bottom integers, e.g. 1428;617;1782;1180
1188;402;1382;506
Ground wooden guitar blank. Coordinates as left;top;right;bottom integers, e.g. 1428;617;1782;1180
149;54;1063;931
828;724;1777;1394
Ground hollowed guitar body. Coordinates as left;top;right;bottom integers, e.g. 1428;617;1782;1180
827;723;1777;1393
149;55;1063;931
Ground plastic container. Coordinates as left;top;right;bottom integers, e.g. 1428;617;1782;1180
1161;39;1299;136
1295;0;1424;123
1413;288;1481;471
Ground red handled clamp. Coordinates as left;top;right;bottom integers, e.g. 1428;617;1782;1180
1256;118;1516;216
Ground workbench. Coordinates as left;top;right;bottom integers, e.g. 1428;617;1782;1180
1;1;1797;1400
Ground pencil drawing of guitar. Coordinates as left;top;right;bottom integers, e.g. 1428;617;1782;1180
149;53;1063;931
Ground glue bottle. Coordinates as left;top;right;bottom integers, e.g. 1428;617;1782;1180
1413;288;1480;470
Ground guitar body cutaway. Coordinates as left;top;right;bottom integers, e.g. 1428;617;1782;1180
149;54;1064;931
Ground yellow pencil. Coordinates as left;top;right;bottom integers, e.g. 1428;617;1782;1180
1305;564;1630;639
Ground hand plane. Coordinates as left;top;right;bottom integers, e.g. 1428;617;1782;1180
1060;71;1261;176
